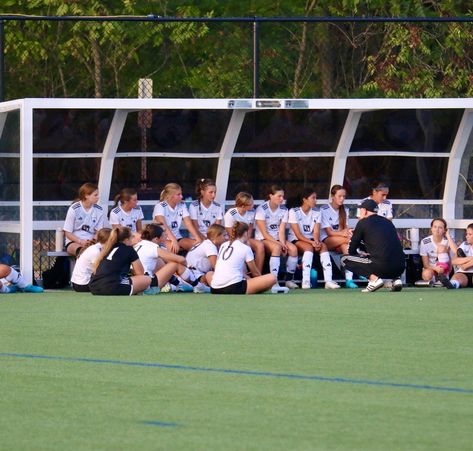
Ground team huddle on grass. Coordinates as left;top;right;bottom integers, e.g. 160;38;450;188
2;178;471;296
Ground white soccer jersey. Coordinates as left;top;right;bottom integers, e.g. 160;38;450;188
152;201;190;239
287;207;321;242
359;196;393;219
211;239;254;289
63;201;107;244
109;205;144;232
319;204;349;241
223;207;255;228
456;242;473;273
71;243;102;285
133;239;159;276
189;200;223;236
185;239;218;277
254;201;288;240
419;235;449;267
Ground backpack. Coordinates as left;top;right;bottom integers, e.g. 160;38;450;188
42;256;71;289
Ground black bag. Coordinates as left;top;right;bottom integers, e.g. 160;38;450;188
42;256;71;289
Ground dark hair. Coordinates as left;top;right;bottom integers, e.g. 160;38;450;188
230;221;249;243
431;218;447;229
93;226;132;272
113;188;137;208
141;223;164;241
299;188;317;205
195;178;216;200
330;184;347;230
372;182;389;191
467;223;473;231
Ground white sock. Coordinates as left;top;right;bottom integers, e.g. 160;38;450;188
269;256;280;279
0;283;10;293
320;252;333;282
451;280;460;289
286;256;298;275
345;269;353;281
5;267;26;288
302;251;313;284
180;268;196;283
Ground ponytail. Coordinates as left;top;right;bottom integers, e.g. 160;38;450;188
330;184;347;230
230;221;249;243
93;226;131;273
141;223;164;241
195;178;216;200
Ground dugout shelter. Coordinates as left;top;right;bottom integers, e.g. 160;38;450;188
0;97;473;283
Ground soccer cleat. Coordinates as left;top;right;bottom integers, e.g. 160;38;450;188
176;282;193;292
324;281;341;289
301;280;311;289
4;285;19;293
361;278;384;293
285;280;299;289
143;287;161;295
457;248;467;258
20;284;44;293
345;280;359;289
390;278;403;292
271;284;289;294
160;283;173;293
193;283;211;293
433;280;444;288
437;273;454;289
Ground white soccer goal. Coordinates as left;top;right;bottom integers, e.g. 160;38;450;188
1;97;473;283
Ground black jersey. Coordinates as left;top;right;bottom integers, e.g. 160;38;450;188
349;214;405;265
90;243;139;291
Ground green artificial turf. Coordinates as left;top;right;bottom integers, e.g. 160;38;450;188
0;288;472;450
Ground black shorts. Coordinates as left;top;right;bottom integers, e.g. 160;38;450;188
211;279;247;295
72;282;90;292
89;278;133;296
65;241;82;257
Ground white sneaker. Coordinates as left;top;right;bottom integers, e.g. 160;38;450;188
361;278;384;293
390;278;403;292
193;283;211;293
301;280;311;289
285;280;299;289
160;283;173;293
324;281;341;289
271;284;289;294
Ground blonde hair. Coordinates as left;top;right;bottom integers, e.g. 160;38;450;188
235;192;253;208
93;226;132;273
160;183;181;202
206;223;226;242
113;188;137;208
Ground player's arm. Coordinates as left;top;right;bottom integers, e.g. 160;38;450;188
191;219;206;241
183;216;202;243
246;259;261;277
158;248;186;265
131;258;145;276
256;219;279;244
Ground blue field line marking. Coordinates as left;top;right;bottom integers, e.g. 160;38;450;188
140;420;179;428
1;352;472;395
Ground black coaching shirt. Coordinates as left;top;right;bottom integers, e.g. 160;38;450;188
348;214;405;265
90;243;139;288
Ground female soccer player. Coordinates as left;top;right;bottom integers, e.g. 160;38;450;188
71;228;111;292
0;264;43;293
185;223;227;293
287;189;340;289
439;223;473;289
63;183;108;257
153;183;201;253
109;187;144;233
224;191;264;273
189;178;224;241
419;218;455;284
89;226;151;296
320;184;357;288
255;185;298;290
210;222;277;295
363;182;393;220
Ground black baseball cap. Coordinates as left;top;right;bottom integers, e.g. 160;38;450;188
358;199;379;213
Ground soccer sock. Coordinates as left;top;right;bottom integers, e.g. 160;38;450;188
169;275;180;286
269;256;280;279
0;283;9;293
320;251;333;282
5;267;26;288
285;256;298;280
180;268;198;286
451;280;460;289
302;251;313;284
345;269;353;281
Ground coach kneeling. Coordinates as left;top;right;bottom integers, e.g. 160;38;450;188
341;199;405;293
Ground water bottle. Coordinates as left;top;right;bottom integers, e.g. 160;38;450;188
310;269;318;288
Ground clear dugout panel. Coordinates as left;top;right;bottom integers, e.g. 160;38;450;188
235;110;348;153
227;157;333;204
459;133;473;220
117;110;232;154
350;109;463;153
0;110;20;221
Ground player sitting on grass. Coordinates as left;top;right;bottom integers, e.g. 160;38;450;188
0;264;43;293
